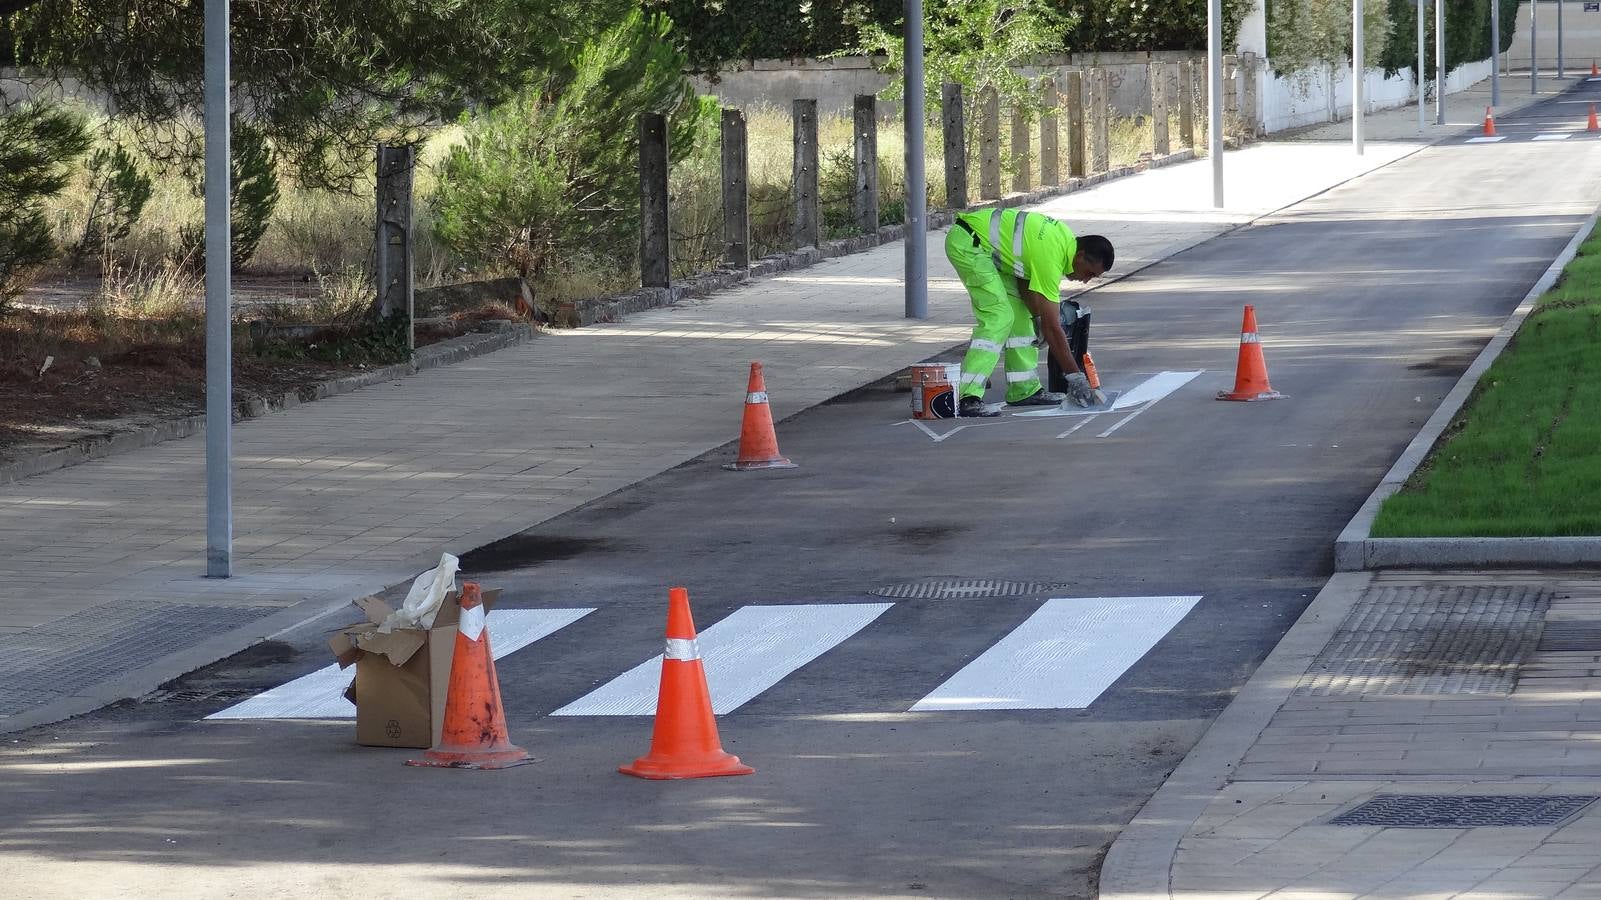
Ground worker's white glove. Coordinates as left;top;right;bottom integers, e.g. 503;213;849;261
1064;372;1107;408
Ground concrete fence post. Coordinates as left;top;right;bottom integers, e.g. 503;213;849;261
639;113;670;288
720;108;749;270
1179;60;1196;149
979;87;1001;200
1223;54;1240;139
792;99;820;249
374;144;415;344
1151;61;1170;156
1090;68;1109;174
1067;70;1086;178
1010;103;1031;193
1241;52;1260;138
852;95;879;233
1040;76;1060;186
942;83;968;209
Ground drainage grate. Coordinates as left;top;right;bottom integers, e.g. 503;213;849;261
142;687;259;705
1330;795;1597;828
1539;622;1601;652
869;579;1070;600
1296;584;1550;697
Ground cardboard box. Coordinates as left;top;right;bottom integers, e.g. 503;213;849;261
329;588;500;749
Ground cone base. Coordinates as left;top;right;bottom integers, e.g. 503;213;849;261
619;751;755;780
406;744;532;770
1216;389;1286;402
723;458;797;471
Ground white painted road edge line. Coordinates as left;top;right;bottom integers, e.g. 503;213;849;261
912;596;1203;711
551;603;893;716
1056;415;1100;439
206;607;597;720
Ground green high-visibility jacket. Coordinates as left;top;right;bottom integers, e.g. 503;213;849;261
956;208;1078;304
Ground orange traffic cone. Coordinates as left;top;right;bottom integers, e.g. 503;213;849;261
1482;107;1497;136
723;362;796;470
1591;60;1598;77
1216;305;1285;402
1082;352;1102;390
620;587;755;780
1588;104;1598;132
406;582;530;770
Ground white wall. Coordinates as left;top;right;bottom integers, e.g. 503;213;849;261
1505;1;1601;71
1254;57;1492;133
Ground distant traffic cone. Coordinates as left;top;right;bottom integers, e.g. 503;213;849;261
1216;305;1285;402
723;362;796;470
620;587;755;780
1482;107;1497;136
1591;59;1598;77
1082;352;1102;390
406;582;530;770
1588;104;1598;132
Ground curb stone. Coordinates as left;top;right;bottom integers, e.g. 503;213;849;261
1333;208;1601;570
0;322;534;486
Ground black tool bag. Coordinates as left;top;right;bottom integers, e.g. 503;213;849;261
1045;300;1091;394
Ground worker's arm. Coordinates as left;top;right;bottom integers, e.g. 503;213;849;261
1021;286;1080;376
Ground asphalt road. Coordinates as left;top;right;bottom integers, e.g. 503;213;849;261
3;85;1600;900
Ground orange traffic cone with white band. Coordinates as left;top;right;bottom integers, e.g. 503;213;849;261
1592;60;1598;77
406;582;530;770
723;362;796;470
620;587;754;780
1082;352;1102;390
1482;107;1497;137
1216;305;1285;402
1588;104;1598;132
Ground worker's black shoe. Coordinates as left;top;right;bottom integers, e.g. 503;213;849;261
1006;389;1067;407
958;396;1002;418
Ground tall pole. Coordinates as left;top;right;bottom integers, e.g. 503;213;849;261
1436;0;1446;124
1532;0;1539;94
904;0;928;320
1491;0;1501;106
204;0;232;578
1353;0;1365;154
1558;0;1565;78
1208;0;1224;208
1418;0;1427;130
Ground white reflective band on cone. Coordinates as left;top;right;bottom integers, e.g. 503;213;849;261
459;604;486;642
664;637;701;660
1241;333;1260;343
1006;370;1038;382
969;338;1003;354
746;391;769;404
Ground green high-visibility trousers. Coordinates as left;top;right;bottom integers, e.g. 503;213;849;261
944;225;1044;402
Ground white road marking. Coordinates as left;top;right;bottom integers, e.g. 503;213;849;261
1533;133;1574;141
1097;405;1154;438
1466;136;1507;143
551;603;893;716
900;417;1005;442
205;608;596;720
911;596;1202;711
1056;416;1101;439
1112;370;1202;409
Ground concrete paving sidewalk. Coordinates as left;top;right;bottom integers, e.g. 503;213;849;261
1103;571;1601;900
0;86;1476;732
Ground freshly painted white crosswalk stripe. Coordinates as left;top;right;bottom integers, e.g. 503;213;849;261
551;603;893;716
1533;133;1574;141
206;607;596;720
911;596;1202;711
1014;371;1203;419
1466;136;1507;143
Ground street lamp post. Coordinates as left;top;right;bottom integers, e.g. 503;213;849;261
1208;0;1224;207
904;0;927;320
204;0;232;578
1354;0;1365;155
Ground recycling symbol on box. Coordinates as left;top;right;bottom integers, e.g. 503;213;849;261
385;719;402;739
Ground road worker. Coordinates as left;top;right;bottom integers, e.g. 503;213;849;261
945;208;1114;417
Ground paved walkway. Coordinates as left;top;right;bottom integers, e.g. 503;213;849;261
0;73;1527;732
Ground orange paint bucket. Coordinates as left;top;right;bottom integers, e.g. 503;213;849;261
911;363;961;419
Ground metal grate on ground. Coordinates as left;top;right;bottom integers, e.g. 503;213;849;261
1296;584;1550;697
1330;794;1596;828
869;579;1071;600
0;601;277;718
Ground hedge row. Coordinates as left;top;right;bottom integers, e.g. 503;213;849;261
1377;0;1521;77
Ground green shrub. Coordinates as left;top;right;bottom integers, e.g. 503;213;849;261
0;103;91;310
69;140;155;269
178;120;282;269
432;9;710;280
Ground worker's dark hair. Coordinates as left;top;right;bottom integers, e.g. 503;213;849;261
1078;234;1115;272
